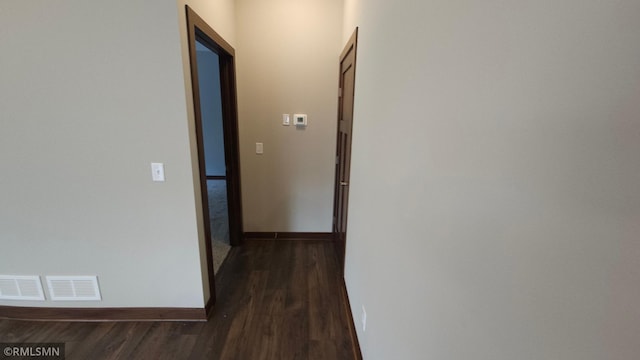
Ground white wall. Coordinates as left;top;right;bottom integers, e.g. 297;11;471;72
343;0;640;359
235;0;343;232
0;0;204;307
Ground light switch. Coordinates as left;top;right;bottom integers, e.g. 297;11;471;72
256;142;264;154
151;163;165;182
282;114;290;126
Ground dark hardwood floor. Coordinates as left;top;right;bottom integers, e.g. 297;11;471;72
0;240;358;360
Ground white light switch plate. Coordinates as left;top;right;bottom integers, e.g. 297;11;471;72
282;114;290;126
256;143;264;154
151;163;165;182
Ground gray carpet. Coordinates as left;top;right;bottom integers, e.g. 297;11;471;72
208;180;231;274
207;180;230;245
212;240;231;275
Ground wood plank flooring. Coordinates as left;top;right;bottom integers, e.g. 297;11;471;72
0;240;358;360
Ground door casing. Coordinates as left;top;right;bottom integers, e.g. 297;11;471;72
186;6;243;311
333;28;358;272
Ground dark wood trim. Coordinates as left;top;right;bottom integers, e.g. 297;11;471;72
186;4;217;312
340;279;363;360
243;232;275;239
204;295;215;319
218;36;244;248
186;6;244;249
205;175;226;180
333;28;359;273
243;232;333;240
340;28;359;61
185;6;245;312
0;305;207;322
187;9;234;57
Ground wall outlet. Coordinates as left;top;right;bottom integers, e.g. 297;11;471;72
362;305;367;332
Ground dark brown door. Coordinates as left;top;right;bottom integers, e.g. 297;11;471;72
333;28;358;271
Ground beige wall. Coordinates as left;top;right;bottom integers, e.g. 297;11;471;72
343;0;640;359
235;0;343;232
177;0;235;47
0;0;234;308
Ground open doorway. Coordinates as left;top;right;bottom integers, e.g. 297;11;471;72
196;41;231;270
186;6;243;308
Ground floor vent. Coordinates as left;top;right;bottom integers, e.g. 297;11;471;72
0;275;46;300
46;276;102;301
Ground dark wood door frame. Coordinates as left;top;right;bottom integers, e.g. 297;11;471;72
186;6;243;310
333;28;358;272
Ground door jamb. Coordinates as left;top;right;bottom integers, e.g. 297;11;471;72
332;28;358;273
185;5;244;312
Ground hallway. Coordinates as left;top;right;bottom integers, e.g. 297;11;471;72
0;240;359;360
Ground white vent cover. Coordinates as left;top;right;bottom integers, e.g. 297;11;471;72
46;276;101;301
0;275;45;300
